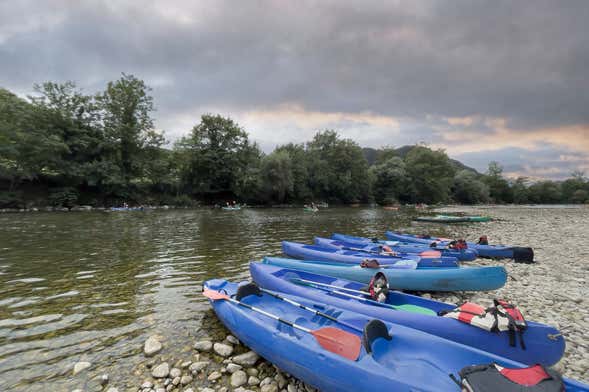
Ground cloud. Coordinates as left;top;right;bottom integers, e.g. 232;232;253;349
1;0;588;179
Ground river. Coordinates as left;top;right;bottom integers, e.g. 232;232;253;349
0;206;587;390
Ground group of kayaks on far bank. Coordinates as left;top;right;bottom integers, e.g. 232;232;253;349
203;230;588;391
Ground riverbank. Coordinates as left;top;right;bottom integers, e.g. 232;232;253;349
0;206;587;391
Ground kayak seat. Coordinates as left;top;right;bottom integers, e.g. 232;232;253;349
236;282;262;301
363;319;392;354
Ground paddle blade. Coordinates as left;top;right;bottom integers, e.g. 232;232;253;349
202;288;230;301
311;327;361;361
419;250;442;258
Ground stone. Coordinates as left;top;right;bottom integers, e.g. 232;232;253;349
232;351;259;366
181;375;193;385
73;361;91;375
248;376;260;386
246;368;259;377
193;340;213;352
261;384;278;392
207;371;222;381
106;388;119;392
184;389;194;392
170;367;182;378
225;335;239;345
231;370;248;387
151;362;170;378
144;336;163;356
172;376;181;386
181;360;192;368
213;342;233;357
199;388;215;392
189;361;209;373
287;384;297;392
99;374;109;385
226;363;242;373
141;381;154;389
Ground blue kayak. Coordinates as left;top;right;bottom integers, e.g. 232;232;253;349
314;237;469;267
386;231;534;262
282;241;459;268
204;279;587;392
250;262;565;366
331;233;478;261
263;257;507;291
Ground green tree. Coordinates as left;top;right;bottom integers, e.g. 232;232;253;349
404;146;455;203
370;156;410;204
306;131;369;203
528;181;562;204
511;177;530;204
275;143;312;201
97;74;161;186
259;150;294;203
177;114;259;199
452;170;490;204
483;161;513;203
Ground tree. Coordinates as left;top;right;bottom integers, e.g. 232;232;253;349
528;181;562;204
97;73;161;186
370;156;410;204
511;177;530;204
306;131;370;203
405;146;455;203
177;114;259;199
275;143;313;201
483;161;513;203
452;170;490;204
259;150;294;203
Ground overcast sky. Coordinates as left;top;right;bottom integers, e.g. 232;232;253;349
1;0;588;179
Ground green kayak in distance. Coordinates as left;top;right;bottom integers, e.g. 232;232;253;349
414;214;492;223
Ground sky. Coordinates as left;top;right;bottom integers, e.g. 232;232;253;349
1;0;588;180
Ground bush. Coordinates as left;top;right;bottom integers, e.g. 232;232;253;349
48;187;79;207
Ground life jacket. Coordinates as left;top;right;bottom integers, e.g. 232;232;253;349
453;363;564;392
379;245;397;256
448;239;468;250
360;259;381;268
439;299;527;349
367;272;389;302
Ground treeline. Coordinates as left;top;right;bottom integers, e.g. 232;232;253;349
1;75;588;208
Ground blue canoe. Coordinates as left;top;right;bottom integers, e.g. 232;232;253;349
282;241;459;268
263;257;507;291
204;279;587;392
331;233;478;261
314;237;471;266
250;262;565;365
386;231;534;262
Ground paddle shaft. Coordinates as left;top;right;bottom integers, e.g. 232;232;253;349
259;288;362;332
341;246;402;258
225;296;312;333
291;278;436;315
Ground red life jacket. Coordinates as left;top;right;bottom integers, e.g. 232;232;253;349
455;363;564;392
439;299;527;349
367;272;389;302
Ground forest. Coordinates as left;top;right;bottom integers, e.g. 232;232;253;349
1;75;588;208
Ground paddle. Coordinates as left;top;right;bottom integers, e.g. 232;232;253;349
290;278;436;315
340;246;404;258
202;288;361;361
259;288;363;333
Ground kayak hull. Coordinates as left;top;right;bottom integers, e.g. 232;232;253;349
331;233;478;261
385;231;528;259
250;262;565;366
263;257;507;291
282;241;458;268
204;278;586;392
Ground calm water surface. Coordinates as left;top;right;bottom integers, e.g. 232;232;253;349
0;206;587;390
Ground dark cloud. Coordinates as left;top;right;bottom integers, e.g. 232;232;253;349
1;1;588;178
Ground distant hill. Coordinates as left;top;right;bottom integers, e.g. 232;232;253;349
362;146;479;174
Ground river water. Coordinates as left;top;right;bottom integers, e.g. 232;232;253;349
0;206;587;391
